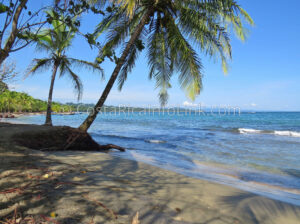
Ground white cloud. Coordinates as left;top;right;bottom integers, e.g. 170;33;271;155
250;103;257;107
183;101;198;107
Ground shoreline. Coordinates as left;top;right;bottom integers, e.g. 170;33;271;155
118;153;300;207
2;117;300;202
2;117;300;206
1;123;300;223
0;112;78;119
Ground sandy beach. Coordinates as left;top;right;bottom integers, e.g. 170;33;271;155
1;123;300;224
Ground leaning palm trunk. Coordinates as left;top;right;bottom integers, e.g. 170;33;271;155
45;61;59;126
79;8;153;132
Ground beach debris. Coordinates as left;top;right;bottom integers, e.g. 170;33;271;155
0;207;18;224
50;212;57;218
173;216;183;221
175;208;181;213
72;176;84;182
0;171;22;179
151;205;162;211
82;194;118;220
0;183;31;195
32;194;43;201
54;181;84;188
131;212;140;224
40;214;60;224
1;212;60;224
1;114;15;119
0;207;53;224
88;216;95;224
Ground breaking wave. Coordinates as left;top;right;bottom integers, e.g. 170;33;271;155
145;139;167;144
238;128;300;137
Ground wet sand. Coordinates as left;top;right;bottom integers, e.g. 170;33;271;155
1;123;300;223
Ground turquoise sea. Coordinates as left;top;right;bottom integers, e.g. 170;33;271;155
4;112;300;206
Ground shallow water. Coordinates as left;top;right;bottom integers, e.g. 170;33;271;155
5;112;300;205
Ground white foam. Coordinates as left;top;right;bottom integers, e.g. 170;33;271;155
239;128;300;138
238;128;263;134
146;140;166;144
274;131;300;137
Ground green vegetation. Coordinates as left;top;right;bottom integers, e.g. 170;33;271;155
27;10;103;126
79;0;253;131
0;0;253;132
0;90;73;113
0;80;8;93
0;90;164;113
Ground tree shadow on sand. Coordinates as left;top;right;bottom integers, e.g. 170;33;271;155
1;124;300;224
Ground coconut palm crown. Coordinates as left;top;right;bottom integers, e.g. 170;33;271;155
27;10;103;125
79;0;253;131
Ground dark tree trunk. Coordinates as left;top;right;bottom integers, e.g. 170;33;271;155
0;50;9;66
79;8;153;132
45;61;59;126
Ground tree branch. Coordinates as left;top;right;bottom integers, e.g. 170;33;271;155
3;0;28;54
0;0;14;47
19;6;48;29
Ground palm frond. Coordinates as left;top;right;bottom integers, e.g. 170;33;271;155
94;7;127;39
60;63;84;101
116;0;140;17
147;17;173;106
26;58;54;78
178;6;231;73
118;39;140;91
89;0;252;106
164;16;203;101
58;57;68;78
67;58;104;79
96;9;145;63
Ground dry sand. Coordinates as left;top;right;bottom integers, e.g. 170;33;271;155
0;123;300;224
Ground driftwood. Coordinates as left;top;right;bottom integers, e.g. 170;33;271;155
98;144;125;152
131;212;140;224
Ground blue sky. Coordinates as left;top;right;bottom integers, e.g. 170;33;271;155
7;0;300;111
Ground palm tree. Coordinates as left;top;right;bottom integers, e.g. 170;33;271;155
0;90;9;112
0;80;8;93
17;93;32;112
27;10;103;126
78;0;253;131
1;90;17;112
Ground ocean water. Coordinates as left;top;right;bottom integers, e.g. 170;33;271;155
4;112;300;206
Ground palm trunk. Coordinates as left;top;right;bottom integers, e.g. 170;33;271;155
45;61;59;126
79;8;153;132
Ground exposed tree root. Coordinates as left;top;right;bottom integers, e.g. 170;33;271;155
11;124;126;152
82;194;118;220
98;144;125;152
